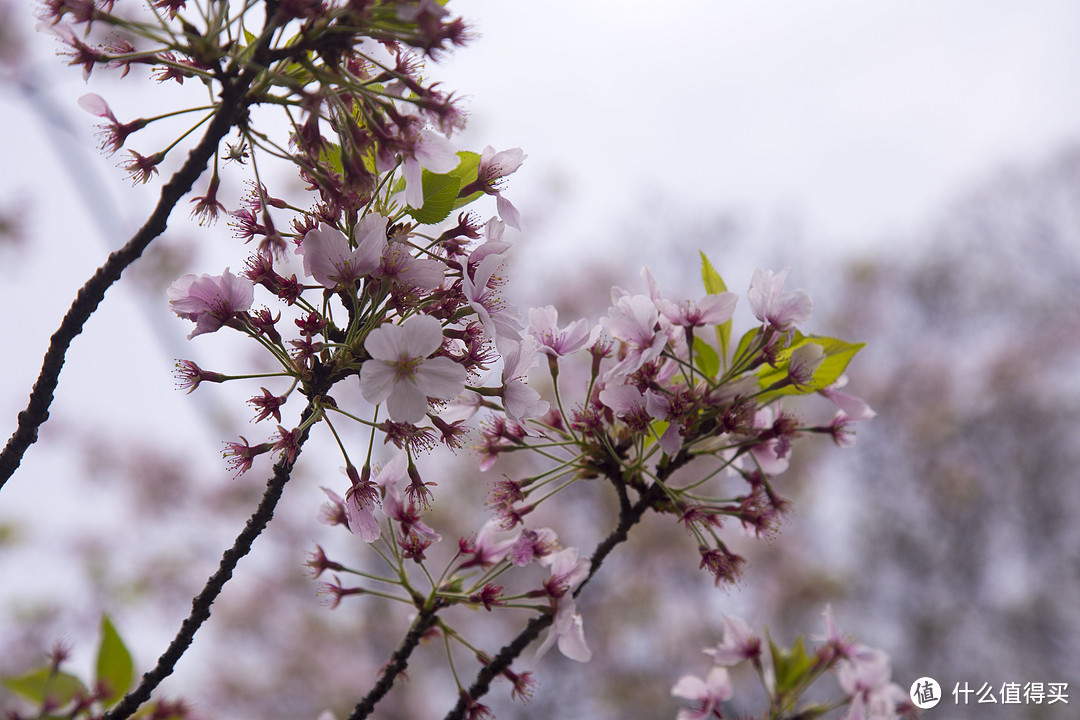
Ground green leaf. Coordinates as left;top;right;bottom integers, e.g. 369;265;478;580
730;327;760;372
95;615;134;707
700;252;732;364
756;333;865;400
407;170;462;225
2;667;87;707
770;635;815;698
243;28;256;46
448;151;483;209
693;335;720;378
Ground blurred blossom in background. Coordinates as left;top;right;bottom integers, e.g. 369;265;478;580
1;0;1078;718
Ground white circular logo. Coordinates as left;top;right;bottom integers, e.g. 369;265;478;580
910;676;942;709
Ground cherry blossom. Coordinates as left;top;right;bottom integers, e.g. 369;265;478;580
601;293;667;378
167;268;254;339
702;615;761;666
527;305;592;357
671;666;733;720
498;336;549;421
462;146;526;228
463;239;522;341
299;216;386;289
535;595;591;663
360;315;467;423
748;268;812;331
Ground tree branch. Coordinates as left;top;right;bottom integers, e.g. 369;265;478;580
441;482;667;720
347;598;449;720
102;403;315;720
0;4;281;490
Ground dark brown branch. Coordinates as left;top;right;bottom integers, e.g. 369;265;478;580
102;405;314;720
441;482;667;720
347;598;449;720
0;3;281;490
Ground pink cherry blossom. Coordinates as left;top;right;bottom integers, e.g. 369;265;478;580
399;128;459;209
300;217;385;289
820;377;877;421
462;146;526;229
837;645;909;720
527;305;592;357
657;292;738;329
463;241;522;341
167;267;254;339
360;315;467;423
458;519;517;569
702;614;761;666
787;342;825;388
498;336;549;421
535;595;591;662
377;241;444;290
601;294;667;378
748;268;812;331
671;666;733;720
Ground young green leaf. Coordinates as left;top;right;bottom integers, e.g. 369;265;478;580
756;333;865;400
95;615;134;707
770;635;815;698
693;335;720;379
448;150;483;208
408;170;462;225
700;252;732;363
2;667;87;707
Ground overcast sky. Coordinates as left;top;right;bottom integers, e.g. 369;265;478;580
437;0;1080;254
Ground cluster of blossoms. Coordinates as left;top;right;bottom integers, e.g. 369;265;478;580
168;198;875;710
3;0;884;718
673;609;915;720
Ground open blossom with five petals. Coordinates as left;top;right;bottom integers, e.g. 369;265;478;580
300;216;386;289
527;305;593;357
671;666;734;720
360;315;467;423
657;292;738;329
602;294;667;378
168;268;254;339
748;268;812;331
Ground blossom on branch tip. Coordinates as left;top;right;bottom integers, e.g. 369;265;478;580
748;268;812;331
167;268;254;339
300;218;385;289
527;305;592;357
703;615;761;666
535;596;591;662
671;666;733;720
461;146;526;229
360;315;467;423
